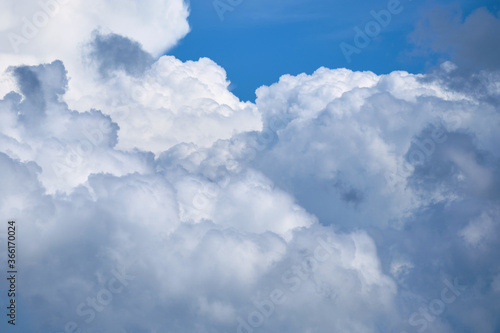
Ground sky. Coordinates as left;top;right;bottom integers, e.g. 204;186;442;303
171;0;500;101
0;0;499;333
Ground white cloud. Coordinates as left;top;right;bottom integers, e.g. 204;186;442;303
0;0;191;116
74;55;262;154
0;8;499;330
0;0;189;59
250;66;500;230
0;57;402;332
460;212;496;247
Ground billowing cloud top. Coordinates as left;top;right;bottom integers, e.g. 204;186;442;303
0;1;499;333
0;0;189;58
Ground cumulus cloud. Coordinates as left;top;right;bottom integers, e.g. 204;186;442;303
0;0;190;113
0;1;499;332
0;140;398;333
2;52;500;332
0;55;400;332
0;0;189;59
78;46;262;154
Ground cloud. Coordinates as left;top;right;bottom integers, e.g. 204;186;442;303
0;3;499;331
247;65;500;332
0;0;191;114
410;6;500;71
1;53;500;332
0;0;189;59
459;212;496;247
0;55;402;332
78;51;262;154
0;149;399;332
88;32;155;79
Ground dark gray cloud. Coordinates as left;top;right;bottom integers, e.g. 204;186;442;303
88;32;155;78
7;61;67;127
410;6;500;71
418;63;500;107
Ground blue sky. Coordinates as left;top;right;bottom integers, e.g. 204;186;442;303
171;0;500;101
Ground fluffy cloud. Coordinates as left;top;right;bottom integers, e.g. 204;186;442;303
0;2;499;332
0;0;190;115
0;0;189;59
78;43;261;154
0;57;399;332
247;64;500;332
249;65;498;230
0;117;397;333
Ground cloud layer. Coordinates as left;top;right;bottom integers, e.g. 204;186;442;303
0;1;499;333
